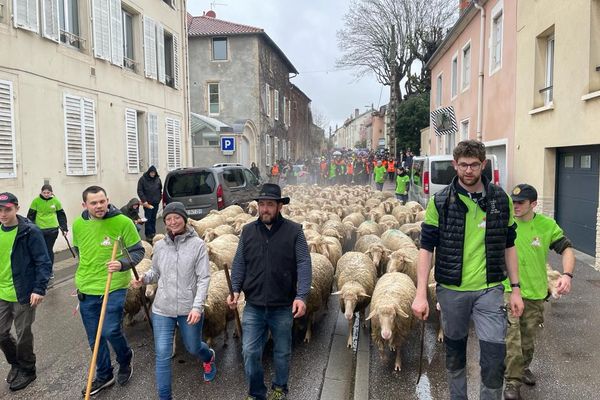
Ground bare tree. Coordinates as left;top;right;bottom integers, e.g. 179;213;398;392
311;108;330;131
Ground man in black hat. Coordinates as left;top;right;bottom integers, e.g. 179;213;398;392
503;184;575;400
0;192;51;391
228;183;311;400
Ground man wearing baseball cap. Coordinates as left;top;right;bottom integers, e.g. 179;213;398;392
503;184;575;400
0;192;51;391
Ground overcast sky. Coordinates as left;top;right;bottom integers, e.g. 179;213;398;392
187;0;390;133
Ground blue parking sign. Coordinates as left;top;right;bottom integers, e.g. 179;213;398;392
221;136;235;154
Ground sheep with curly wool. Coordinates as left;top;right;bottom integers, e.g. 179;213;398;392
124;258;154;326
399;222;422;248
206;234;239;270
141;240;153;259
356;220;383;240
381;229;417;252
188;214;227;237
203;224;236;243
386;246;420;284
308;235;342;269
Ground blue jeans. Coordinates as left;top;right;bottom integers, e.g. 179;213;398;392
79;289;131;381
242;304;293;400
376;182;384;191
144;202;160;238
395;193;408;203
152;312;212;400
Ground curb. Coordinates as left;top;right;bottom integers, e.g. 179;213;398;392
320;312;355;399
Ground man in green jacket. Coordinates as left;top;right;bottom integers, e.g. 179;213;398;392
503;184;575;400
374;160;386;191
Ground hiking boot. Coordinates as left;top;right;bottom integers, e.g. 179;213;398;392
203;348;217;382
504;383;520;400
6;365;18;384
81;376;115;396
9;372;36;391
117;349;133;385
268;386;287;400
522;368;536;386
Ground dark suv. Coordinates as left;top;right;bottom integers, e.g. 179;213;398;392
163;164;261;219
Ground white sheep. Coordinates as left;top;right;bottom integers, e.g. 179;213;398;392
152;233;165;246
141;240;153;259
203;224;236;243
307;235;342;269
386;246;420;284
381;229;417;252
206;234;239;270
399;222;422;248
188;214;227;237
356;220;383;240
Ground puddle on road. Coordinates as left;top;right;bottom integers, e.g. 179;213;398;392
415;373;433;400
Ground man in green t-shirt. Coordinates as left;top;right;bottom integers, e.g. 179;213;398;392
395;167;410;203
503;184;575;400
412;140;524;400
374;160;386;191
73;186;144;396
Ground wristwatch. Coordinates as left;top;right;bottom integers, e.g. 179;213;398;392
510;282;521;288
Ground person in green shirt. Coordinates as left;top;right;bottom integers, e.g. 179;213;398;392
73;186;144;396
503;184;575;400
374;160;386;191
395;167;410;203
412;140;524;400
27;184;68;273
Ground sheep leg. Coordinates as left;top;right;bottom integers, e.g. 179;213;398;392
304;313;314;343
360;309;368;329
437;309;444;343
394;348;402;372
347;317;354;348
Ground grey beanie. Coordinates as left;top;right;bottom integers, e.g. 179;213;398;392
163;202;188;221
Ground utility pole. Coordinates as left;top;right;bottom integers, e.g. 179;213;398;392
387;24;398;158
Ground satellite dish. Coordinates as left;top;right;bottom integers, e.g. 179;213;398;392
206;10;216;18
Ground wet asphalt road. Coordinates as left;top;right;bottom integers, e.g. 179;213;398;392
368;252;600;400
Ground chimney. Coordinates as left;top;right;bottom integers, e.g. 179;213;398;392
459;0;470;15
355;108;359;118
206;10;216;18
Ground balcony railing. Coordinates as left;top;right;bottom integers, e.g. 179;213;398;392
124;57;138;72
60;30;85;49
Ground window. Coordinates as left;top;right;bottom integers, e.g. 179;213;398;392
208;83;220;115
167;171;215;197
147;113;159;168
445;131;456;154
283;96;287;125
64;94;97;176
265;84;271;116
122;9;134;70
162;0;173;6
265;135;272;166
212;37;227;60
436;74;443;107
143;16;157;79
490;3;503;74
59;0;80;47
274;137;279;161
461;42;471;90
274;90;279;120
144;17;179;88
164;31;174;88
13;0;38;33
544;35;555;105
0;80;16;178
243;169;259;186
282;138;286;159
125;108;140;173
287;99;291;125
166;117;181;170
460;119;469;141
222;169;246;188
451;54;458;98
92;0;123;65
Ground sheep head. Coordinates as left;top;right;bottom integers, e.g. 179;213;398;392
333;282;371;320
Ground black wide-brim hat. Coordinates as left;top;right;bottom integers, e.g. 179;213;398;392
255;183;290;204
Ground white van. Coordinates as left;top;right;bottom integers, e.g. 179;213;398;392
408;154;500;208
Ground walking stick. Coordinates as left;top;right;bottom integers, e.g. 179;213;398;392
416;318;426;385
60;228;77;258
119;238;153;331
223;264;242;339
84;239;119;400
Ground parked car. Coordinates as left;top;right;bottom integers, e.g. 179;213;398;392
408;154;500;208
163;164;262;219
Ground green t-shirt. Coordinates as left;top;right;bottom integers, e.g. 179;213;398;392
502;213;564;300
374;166;386;183
395;175;410;194
0;225;18;302
73;214;141;295
425;191;514;291
29;196;63;229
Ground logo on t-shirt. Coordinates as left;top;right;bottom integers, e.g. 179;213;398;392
531;237;541;247
478;218;486;229
101;236;112;247
50;205;56;209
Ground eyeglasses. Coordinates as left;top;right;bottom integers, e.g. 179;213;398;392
457;162;482;171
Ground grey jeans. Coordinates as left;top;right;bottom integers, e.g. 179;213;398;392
0;300;37;374
437;284;507;400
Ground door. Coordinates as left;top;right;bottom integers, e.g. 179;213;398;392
555;146;600;255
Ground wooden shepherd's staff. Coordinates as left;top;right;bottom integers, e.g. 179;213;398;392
223;264;242;339
84;239;119;400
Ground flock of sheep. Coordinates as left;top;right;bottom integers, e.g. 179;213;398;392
122;184;565;373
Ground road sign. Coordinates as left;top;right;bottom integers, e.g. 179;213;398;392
221;136;235;155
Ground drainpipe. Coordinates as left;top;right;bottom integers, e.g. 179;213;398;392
473;0;485;141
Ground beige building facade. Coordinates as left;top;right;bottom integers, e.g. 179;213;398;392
0;0;189;248
514;0;600;266
333;109;372;149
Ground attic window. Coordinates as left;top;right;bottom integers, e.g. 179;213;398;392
212;37;227;61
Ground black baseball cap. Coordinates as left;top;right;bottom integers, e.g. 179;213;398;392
0;192;18;207
510;184;537;202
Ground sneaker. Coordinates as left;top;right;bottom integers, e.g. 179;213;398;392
80;376;115;396
6;365;18;384
503;383;520;400
9;372;36;391
267;387;287;400
203;348;217;382
522;368;536;386
117;349;133;385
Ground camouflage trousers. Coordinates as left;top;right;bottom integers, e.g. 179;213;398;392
504;293;545;387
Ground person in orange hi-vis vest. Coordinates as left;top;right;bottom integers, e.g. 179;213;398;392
387;158;395;182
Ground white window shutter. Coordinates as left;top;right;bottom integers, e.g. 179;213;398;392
125;108;139;173
147;113;159;168
166;118;175;170
173;34;180;89
14;0;39;32
156;24;165;83
109;0;123;66
143;16;157;79
173;118;181;168
274;137;278;161
0;80;17;178
82;98;97;175
265;135;271;166
64;94;96;176
92;0;111;61
41;0;59;42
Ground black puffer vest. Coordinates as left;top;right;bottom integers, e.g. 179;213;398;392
240;216;301;307
434;176;510;286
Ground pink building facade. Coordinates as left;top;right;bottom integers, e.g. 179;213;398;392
427;0;516;189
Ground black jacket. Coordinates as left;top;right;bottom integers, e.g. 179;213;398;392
137;166;162;204
5;216;52;304
120;198;141;222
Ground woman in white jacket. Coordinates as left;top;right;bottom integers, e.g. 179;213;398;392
132;202;215;400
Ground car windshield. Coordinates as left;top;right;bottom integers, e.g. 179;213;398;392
167;171;215;197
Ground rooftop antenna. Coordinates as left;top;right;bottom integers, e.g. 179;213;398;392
210;2;227;10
